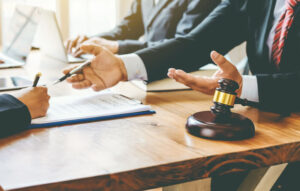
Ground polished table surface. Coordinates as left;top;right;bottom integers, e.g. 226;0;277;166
1;52;300;191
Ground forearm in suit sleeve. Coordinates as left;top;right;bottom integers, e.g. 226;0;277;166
0;94;31;138
175;0;221;37
118;0;222;54
257;73;300;113
135;0;248;82
117;40;147;55
97;0;144;41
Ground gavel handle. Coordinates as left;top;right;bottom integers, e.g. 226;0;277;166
235;97;260;107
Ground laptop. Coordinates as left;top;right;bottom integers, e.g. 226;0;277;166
0;5;39;68
37;8;91;64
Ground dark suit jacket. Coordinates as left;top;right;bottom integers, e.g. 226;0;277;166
135;0;300;113
0;94;31;138
99;0;221;54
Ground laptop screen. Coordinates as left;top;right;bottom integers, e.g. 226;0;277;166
3;5;39;62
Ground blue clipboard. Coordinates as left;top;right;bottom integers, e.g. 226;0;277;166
29;110;156;129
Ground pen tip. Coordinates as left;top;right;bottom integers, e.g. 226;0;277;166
36;72;42;77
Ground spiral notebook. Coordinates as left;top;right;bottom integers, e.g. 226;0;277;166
30;92;155;128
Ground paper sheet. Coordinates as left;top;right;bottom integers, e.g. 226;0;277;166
32;92;152;125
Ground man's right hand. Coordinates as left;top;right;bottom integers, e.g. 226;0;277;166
15;87;50;119
63;44;127;91
66;35;119;57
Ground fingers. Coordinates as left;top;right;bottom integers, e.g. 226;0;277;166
75;36;87;50
82;67;106;91
67;36;80;54
167;68;176;78
80;43;103;56
35;86;48;94
73;49;85;58
66;74;85;83
66;40;72;54
210;51;235;73
72;79;92;89
63;66;77;75
65;72;92;89
65;67;106;91
172;70;206;88
64;66;86;83
168;69;217;94
73;36;88;57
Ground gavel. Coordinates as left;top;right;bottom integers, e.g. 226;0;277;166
186;78;256;141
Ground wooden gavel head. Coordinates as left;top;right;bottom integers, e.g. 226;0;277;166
211;78;239;117
186;79;255;141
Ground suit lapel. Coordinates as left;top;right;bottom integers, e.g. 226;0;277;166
141;0;154;26
258;0;276;59
145;0;171;28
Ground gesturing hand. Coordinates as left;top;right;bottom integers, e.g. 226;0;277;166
63;44;128;91
168;51;243;96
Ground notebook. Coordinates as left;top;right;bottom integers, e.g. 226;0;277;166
30;92;155;128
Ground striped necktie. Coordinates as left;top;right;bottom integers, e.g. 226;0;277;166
271;0;300;68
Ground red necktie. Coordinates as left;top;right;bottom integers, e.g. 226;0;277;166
271;0;300;68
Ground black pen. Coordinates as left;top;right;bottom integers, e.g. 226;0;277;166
53;60;91;85
32;72;42;87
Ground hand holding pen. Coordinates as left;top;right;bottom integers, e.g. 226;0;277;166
57;43;128;92
33;72;42;87
14;72;50;119
53;60;91;85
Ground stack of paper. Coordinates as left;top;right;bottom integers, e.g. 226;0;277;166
31;92;154;128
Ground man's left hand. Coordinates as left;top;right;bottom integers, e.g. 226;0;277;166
73;37;119;57
168;51;243;96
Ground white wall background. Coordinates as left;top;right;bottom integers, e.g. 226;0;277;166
0;0;134;44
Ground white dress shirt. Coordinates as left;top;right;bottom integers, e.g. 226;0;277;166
119;0;286;103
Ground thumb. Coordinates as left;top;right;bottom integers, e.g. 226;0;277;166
210;51;235;73
80;43;103;56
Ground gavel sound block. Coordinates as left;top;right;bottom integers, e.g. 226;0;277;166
186;79;255;141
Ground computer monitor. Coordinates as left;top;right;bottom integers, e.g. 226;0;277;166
37;8;87;63
0;5;39;68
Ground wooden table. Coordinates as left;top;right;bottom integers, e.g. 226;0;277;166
0;51;300;191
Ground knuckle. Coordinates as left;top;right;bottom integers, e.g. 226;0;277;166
84;81;91;87
92;85;101;91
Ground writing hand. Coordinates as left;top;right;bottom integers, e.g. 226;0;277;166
15;87;50;119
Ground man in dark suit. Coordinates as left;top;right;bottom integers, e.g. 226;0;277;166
0;87;50;138
64;0;300;114
66;0;220;56
63;0;300;189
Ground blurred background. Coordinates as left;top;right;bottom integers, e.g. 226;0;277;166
0;0;134;44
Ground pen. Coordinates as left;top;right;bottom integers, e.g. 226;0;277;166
32;72;42;87
53;60;91;85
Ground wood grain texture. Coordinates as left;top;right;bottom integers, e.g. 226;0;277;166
1;51;300;190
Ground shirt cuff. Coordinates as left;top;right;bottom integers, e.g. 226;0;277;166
118;54;148;81
240;75;259;102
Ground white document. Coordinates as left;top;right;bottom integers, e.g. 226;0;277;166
32;92;152;125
